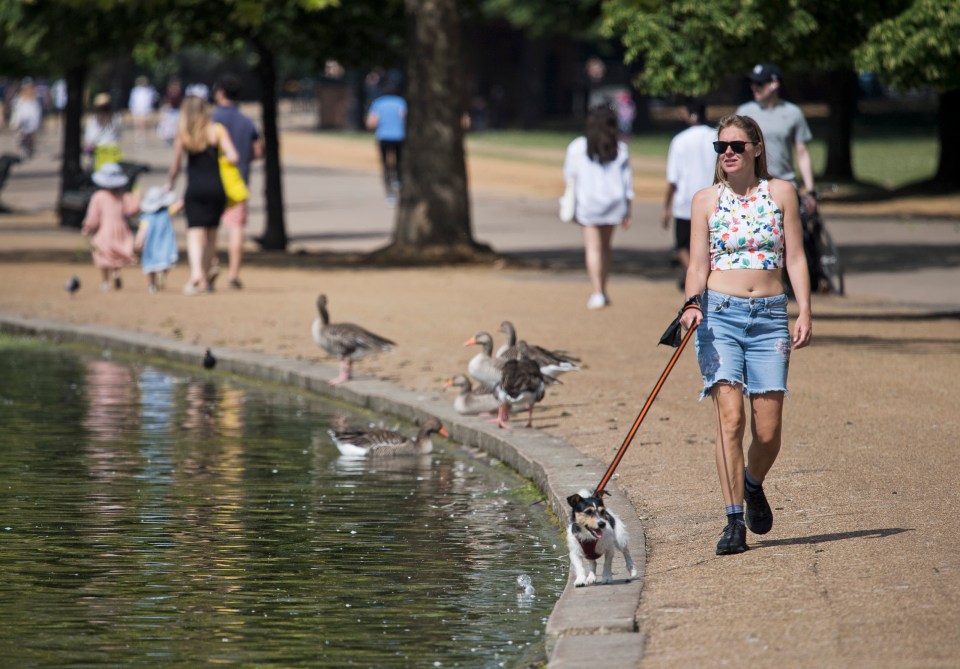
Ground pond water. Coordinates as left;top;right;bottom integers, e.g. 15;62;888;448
0;337;565;668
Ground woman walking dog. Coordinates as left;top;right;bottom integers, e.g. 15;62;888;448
680;114;812;555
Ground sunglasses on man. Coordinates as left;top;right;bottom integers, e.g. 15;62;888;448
713;140;757;154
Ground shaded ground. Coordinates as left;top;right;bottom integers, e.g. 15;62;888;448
1;117;959;668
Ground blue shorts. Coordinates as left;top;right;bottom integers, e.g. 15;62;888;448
695;290;792;400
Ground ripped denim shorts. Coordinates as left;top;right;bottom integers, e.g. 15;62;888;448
695;290;792;400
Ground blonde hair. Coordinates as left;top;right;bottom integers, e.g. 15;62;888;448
177;96;212;153
713;114;771;185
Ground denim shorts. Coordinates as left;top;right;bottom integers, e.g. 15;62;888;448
695;290;792;399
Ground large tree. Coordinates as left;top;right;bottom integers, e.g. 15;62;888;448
602;0;907;182
371;0;490;261
855;0;960;188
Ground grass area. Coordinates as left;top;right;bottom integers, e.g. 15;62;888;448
318;111;940;191
467;121;938;190
808;136;938;190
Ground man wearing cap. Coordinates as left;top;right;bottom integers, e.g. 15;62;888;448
736;64;817;214
211;73;262;290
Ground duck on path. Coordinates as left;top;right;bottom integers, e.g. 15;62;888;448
312;294;396;385
444;373;502;416
329;418;449;458
496;320;581;378
495;342;548;429
463;332;504;389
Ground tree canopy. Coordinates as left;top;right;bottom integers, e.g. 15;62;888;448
855;0;960;91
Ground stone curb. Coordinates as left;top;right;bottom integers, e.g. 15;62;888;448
0;313;645;667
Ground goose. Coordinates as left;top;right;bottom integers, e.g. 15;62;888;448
312;294;396;385
463;332;504;389
496;320;581;378
444;373;501;415
329;418;449;458
494;342;548;429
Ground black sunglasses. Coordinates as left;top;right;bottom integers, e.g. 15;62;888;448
713;140;757;154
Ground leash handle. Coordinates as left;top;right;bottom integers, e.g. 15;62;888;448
594;323;697;496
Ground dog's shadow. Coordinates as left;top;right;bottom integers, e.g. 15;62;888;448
753;527;911;548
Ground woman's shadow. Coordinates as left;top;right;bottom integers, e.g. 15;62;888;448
752;527;910;548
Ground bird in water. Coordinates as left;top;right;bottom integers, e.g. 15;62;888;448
203;348;216;369
496;320;581;378
64;275;81;297
495;342;549;429
329;418;448;458
311;294;396;385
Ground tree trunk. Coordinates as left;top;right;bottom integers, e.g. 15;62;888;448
935;89;960;189
58;64;87;227
820;68;857;182
376;0;489;261
254;42;288;251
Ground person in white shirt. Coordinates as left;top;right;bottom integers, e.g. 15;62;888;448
562;105;633;310
662;99;717;287
128;76;158;143
10;78;43;159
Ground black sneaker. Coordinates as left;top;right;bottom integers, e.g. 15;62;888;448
744;483;773;535
716;521;748;555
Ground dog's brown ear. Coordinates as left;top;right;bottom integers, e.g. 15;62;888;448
596;489;610;498
567;493;583;507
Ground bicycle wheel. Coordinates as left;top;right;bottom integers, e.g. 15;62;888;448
813;220;844;295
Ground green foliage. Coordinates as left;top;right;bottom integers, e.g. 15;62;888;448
601;0;817;95
601;0;908;96
855;0;960;91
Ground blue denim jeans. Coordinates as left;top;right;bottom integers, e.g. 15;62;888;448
695;290;792;400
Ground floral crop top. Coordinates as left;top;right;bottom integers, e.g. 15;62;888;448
708;179;784;270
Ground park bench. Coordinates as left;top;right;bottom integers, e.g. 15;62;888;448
0;153;22;213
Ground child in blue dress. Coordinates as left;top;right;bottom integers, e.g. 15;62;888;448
135;187;180;293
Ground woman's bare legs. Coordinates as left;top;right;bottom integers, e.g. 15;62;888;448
747;391;784;481
185;227;209;291
712;383;747;508
712;384;785;506
582;224;615;299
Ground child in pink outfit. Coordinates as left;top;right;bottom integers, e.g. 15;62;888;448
81;163;140;290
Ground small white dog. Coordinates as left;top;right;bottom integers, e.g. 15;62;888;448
566;489;638;587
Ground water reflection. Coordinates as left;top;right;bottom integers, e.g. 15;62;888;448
0;342;564;668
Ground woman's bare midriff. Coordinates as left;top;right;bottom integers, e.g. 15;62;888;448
706;268;784;298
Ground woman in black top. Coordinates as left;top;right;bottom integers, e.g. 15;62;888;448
167;92;239;294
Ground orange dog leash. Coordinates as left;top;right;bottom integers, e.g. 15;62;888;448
594;323;698;496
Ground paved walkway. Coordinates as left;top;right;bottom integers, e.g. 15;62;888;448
5;114;958;312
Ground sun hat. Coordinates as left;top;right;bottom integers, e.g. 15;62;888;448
185;83;209;100
91;162;129;189
748;63;782;84
140;186;178;213
93;92;111;109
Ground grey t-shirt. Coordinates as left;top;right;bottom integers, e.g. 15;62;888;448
735;100;812;185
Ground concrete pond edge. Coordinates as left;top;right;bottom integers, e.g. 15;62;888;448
0;313;645;667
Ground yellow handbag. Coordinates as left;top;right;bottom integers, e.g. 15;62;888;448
216;123;249;207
